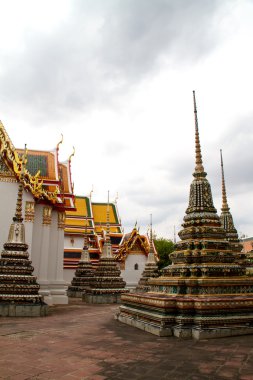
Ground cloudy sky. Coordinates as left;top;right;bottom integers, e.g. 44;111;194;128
1;0;253;239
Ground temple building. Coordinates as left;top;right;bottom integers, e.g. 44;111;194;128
0;121;75;305
117;92;253;339
64;198;152;287
115;225;158;288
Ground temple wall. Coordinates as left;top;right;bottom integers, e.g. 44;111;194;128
64;269;75;285
121;254;147;287
64;235;84;249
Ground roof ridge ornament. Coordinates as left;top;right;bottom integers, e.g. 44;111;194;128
56;134;63;151
193;90;206;178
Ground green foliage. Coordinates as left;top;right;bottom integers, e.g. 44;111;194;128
154;238;174;270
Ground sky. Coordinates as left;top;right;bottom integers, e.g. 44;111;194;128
0;0;253;240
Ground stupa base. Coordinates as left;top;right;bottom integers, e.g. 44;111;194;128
0;302;49;317
68;290;85;298
117;307;253;339
84;291;127;304
116;310;173;336
174;326;253;340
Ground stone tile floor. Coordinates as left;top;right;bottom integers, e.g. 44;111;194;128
0;299;253;380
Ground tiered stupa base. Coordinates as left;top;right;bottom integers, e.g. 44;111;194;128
67;262;95;298
84;258;128;304
0;244;48;317
117;275;253;339
0;301;48;317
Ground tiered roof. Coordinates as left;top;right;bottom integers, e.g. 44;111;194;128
0;121;75;210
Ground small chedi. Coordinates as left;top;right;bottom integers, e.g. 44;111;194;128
135;220;159;292
84;193;128;303
67;225;95;297
0;181;48;316
117;91;253;339
219;149;245;264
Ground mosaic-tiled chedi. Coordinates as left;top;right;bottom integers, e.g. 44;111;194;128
0;183;48;316
117;91;253;339
135;226;159;292
219;149;245;261
84;194;128;303
67;227;95;297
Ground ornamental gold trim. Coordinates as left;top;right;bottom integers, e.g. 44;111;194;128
25;201;35;222
43;206;52;225
0;121;59;202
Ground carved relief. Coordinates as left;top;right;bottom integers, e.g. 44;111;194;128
25;201;35;222
58;211;66;229
43;206;52;225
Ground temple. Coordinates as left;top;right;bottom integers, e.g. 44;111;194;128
0;121;75;305
64;199;152;287
117;91;253;339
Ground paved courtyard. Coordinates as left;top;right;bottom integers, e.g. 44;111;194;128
0;299;253;380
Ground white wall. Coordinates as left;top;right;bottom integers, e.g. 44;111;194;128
121;254;147;287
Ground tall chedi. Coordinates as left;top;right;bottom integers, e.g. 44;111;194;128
84;192;128;303
0;149;48;316
117;91;253;339
135;215;159;292
219;149;243;254
67;219;95;297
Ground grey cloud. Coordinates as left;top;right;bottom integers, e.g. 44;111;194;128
0;0;231;124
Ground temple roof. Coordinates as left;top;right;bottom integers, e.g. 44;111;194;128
0;120;75;210
115;227;157;261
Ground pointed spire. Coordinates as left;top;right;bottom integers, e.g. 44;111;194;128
13;184;24;223
193;91;206;177
13;145;27;223
106;190;110;241
220;149;229;211
147;214;156;264
150;214;153;243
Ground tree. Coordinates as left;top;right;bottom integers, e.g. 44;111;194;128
154;238;174;270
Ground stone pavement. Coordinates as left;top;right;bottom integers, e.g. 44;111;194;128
0;299;253;380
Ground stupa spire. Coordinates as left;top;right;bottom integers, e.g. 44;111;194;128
101;191;112;258
219;150;240;247
13;145;27;223
147;214;156;264
220;149;229;211
193;91;206;177
80;213;90;262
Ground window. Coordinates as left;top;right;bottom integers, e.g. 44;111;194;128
134;263;139;270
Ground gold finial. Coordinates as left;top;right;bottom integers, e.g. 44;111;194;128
220;149;229;211
89;185;94;199
193;91;205;176
56;134;63;151
69;146;75;162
